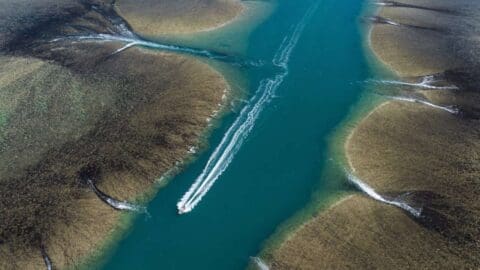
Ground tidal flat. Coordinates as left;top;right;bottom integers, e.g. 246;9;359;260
0;0;242;269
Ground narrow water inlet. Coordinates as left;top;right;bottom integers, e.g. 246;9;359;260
110;42;138;56
387;96;459;114
41;245;53;270
52;34;225;59
364;16;444;32
251;257;270;270
374;1;459;15
367;75;459;90
50;32;264;68
86;178;147;213
365;15;401;26
40;1;260;66
345;170;422;218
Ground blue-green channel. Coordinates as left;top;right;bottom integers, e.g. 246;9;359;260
101;0;370;269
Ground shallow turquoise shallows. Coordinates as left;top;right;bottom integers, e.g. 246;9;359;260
101;0;369;269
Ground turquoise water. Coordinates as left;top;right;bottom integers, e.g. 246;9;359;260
101;0;370;269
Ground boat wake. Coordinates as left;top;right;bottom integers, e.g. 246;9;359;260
346;170;422;218
388;95;459;114
87;178;147;213
368;75;458;90
251;257;270;270
176;3;319;214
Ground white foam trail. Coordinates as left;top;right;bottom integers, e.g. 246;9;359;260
87;179;147;213
346;171;422;217
251;257;270;270
176;3;319;214
369;76;458;90
389;96;459;114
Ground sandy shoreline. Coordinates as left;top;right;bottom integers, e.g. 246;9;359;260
267;1;480;268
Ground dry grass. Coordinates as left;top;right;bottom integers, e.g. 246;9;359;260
268;195;475;270
0;44;227;268
0;0;232;268
115;0;243;35
268;1;480;268
269;104;480;267
346;100;480;253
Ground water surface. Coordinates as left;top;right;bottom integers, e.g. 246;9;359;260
101;0;370;269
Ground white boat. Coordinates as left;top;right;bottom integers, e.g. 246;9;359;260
178;205;191;215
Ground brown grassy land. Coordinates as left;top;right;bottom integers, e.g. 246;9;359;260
268;195;474;269
0;45;227;270
267;0;480;269
115;0;243;35
0;0;234;269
